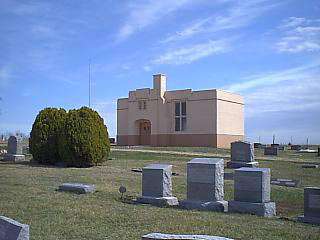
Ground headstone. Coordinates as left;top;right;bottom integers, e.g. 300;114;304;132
141;233;234;240
259;144;267;149
3;136;25;162
180;158;228;212
58;183;96;194
264;147;278;156
254;143;261;148
301;164;319;169
271;178;299;187
291;145;301;151
227;141;258;168
137;164;178;206
229;167;276;217
298;187;320;224
0;216;29;240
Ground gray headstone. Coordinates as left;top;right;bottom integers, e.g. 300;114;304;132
231;141;254;162
7;136;23;155
142;233;233;240
234;168;270;203
264;147;278;156
58;183;96;194
304;187;320;219
186;158;224;202
291;145;301;151
142;164;173;198
229;167;276;217
298;187;320;224
0;216;29;240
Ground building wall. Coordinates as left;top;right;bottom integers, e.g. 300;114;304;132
216;90;244;148
117;74;244;148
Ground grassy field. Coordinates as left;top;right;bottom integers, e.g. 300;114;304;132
0;146;320;239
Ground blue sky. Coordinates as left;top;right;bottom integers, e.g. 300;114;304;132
0;0;319;144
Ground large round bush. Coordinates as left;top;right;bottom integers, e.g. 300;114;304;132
58;107;110;167
29;108;67;164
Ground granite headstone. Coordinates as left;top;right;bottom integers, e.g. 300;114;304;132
229;167;276;217
227;141;258;168
137;164;178;206
0;216;29;240
180;158;228;212
298;187;320;224
3;136;25;162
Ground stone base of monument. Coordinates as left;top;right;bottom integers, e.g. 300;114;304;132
142;232;234;240
3;154;25;162
228;200;276;217
137;196;179;207
297;215;320;225
58;183;96;194
179;200;228;212
227;161;259;169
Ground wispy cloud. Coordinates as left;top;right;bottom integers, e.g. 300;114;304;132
152;39;229;65
224;60;320;92
276;17;320;53
162;0;279;43
93;100;117;137
117;0;193;41
0;66;13;89
223;60;320;116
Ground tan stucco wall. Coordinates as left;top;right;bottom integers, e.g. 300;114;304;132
116;74;244;148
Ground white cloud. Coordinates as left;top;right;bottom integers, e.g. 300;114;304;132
92;100;117;137
152;39;229;65
276;17;320;53
223;60;320;116
162;0;279;43
117;0;193;41
0;66;12;89
224;61;320;92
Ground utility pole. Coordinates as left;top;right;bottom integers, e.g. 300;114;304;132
88;60;91;108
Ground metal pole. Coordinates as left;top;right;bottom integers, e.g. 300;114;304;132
89;60;91;108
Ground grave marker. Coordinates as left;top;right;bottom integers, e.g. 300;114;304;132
298;187;320;224
137;164;178;206
229;167;276;217
3;136;25;162
180;158;228;212
227;141;258;168
264;147;278;156
142;233;234;240
0;216;29;240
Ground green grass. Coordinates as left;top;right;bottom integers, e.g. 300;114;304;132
0;147;320;239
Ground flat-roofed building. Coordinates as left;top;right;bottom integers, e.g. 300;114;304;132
117;74;244;148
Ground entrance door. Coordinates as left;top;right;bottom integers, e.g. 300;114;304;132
139;121;151;145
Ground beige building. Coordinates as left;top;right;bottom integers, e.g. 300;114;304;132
117;74;244;148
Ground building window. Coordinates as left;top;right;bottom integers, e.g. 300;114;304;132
138;100;147;110
175;101;186;131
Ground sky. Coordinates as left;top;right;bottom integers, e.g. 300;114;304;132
0;0;319;144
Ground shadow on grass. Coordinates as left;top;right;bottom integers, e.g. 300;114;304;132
0;160;97;169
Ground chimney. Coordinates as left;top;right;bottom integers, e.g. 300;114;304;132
153;73;166;98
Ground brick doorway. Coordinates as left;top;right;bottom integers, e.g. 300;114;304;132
139;120;151;145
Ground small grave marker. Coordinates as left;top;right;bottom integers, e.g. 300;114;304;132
0;216;29;240
58;183;96;194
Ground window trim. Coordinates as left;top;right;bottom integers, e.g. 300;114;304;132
174;101;187;131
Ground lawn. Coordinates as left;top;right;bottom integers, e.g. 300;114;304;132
0;147;320;239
